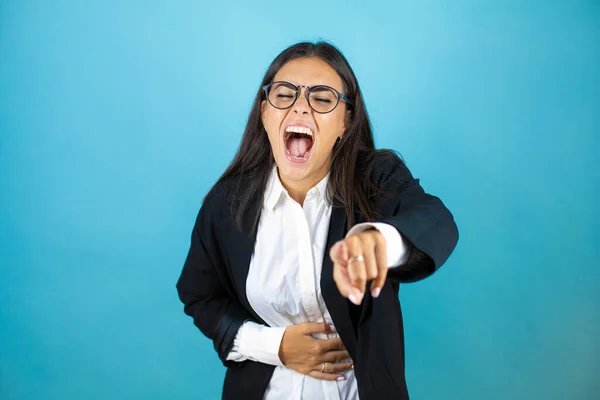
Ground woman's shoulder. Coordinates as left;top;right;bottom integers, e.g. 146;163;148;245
358;149;413;186
193;176;241;229
202;172;262;212
203;174;240;208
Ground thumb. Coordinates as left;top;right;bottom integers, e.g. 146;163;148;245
301;322;336;335
329;240;348;265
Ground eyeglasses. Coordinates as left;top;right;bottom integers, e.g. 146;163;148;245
263;81;351;114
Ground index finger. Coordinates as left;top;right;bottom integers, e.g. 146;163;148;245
318;337;346;352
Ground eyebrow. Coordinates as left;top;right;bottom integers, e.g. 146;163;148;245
273;80;343;92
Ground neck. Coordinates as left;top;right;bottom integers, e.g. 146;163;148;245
278;169;327;207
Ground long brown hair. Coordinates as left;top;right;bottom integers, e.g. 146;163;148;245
211;41;389;232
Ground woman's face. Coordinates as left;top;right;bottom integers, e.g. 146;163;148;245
261;57;348;192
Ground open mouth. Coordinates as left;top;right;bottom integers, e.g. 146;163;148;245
284;126;314;162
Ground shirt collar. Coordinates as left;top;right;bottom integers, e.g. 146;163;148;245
313;172;331;205
264;165;331;210
264;166;287;209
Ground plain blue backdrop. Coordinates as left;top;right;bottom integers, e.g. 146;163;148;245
1;1;598;399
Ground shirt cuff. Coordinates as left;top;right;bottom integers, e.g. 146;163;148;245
226;321;286;367
346;222;409;268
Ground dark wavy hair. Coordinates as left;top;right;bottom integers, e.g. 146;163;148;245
212;41;390;232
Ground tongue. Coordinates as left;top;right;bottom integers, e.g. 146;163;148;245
288;137;311;158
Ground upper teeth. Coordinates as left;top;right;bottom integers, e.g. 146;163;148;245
286;126;313;136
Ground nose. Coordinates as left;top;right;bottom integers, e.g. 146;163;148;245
291;86;310;115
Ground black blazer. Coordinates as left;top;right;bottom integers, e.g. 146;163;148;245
176;151;459;400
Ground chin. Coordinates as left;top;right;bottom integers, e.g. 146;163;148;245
276;160;312;181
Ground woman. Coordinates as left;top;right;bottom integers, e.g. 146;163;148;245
176;41;458;400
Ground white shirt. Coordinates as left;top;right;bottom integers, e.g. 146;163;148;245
227;166;409;400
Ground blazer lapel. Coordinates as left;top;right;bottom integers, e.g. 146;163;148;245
321;203;358;357
224;180;267;325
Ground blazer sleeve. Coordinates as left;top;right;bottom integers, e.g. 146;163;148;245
374;155;459;282
176;194;255;366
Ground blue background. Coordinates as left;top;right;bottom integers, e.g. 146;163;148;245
1;1;598;399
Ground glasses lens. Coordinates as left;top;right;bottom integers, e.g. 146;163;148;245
268;82;297;109
308;86;339;113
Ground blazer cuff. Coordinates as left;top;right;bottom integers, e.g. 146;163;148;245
346;222;409;268
226;321;286;367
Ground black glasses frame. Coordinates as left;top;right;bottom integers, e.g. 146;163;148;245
262;81;352;114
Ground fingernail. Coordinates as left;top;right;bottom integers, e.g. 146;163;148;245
348;294;358;305
349;292;363;305
329;324;337;332
371;288;381;298
337;376;346;381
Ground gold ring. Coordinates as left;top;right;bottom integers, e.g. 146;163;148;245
320;362;326;372
347;255;364;265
